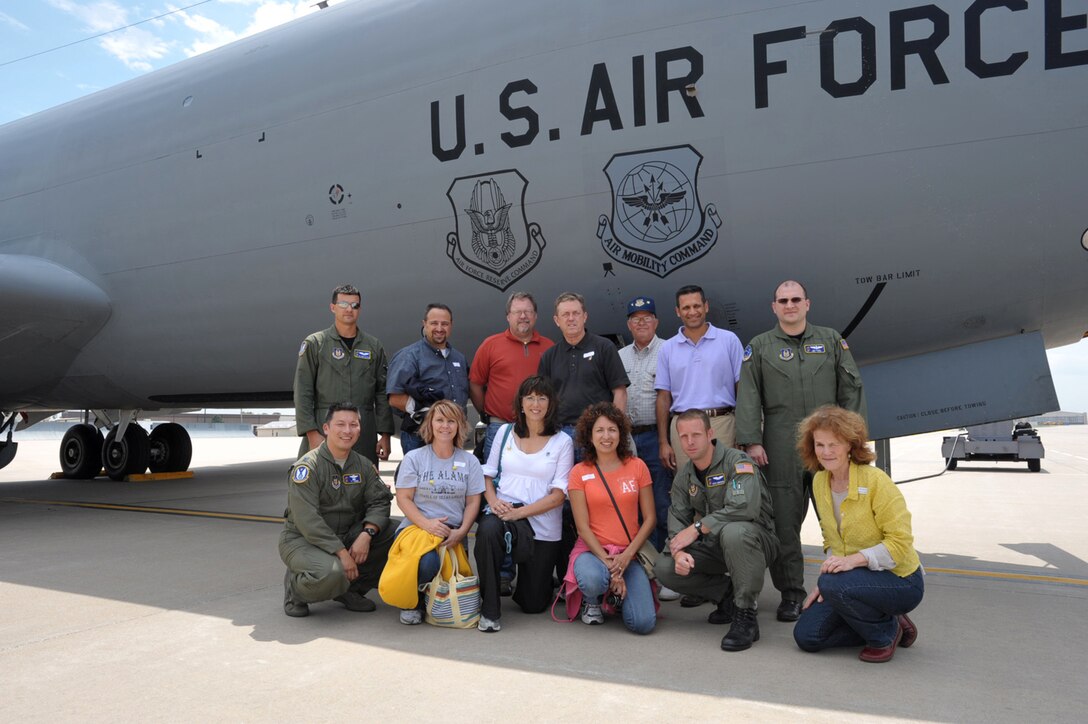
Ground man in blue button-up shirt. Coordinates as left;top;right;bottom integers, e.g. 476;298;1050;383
387;303;470;454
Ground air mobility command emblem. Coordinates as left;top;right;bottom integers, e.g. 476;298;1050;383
597;144;721;278
446;170;546;291
332;347;345;360
779;348;794;361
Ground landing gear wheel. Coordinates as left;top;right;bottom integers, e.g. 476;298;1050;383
148;423;192;473
60;424;103;479
102;425;150;481
947;458;957;471
1028;459;1041;473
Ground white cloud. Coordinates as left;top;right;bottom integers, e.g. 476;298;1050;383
48;0;129;32
0;10;30;31
99;26;172;70
174;1;318;58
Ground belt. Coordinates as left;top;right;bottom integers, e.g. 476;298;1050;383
704;407;735;418
631;424;657;435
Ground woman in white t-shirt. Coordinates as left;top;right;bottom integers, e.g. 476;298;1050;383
473;376;574;633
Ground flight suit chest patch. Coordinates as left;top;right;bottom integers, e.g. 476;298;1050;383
804;344;826;354
778;348;794;361
707;474;726;487
344;474;362;484
331;476;341;489
332;347;345;360
354;350;371;360
688;483;699;497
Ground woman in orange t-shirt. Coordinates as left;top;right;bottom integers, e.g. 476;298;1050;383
566;402;656;634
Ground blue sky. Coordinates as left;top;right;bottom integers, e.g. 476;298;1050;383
3;0;1087;414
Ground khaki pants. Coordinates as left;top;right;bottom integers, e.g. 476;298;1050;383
670;413;736;469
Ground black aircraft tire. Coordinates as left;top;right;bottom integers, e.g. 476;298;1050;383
60;424;103;479
102;425;150;481
1028;459;1041;473
149;423;193;473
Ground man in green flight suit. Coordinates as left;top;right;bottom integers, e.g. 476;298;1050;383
280;402;395;617
735;280;866;623
294;284;394;466
654;410;778;652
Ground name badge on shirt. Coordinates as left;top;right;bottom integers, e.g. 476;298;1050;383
582;473;596;481
453;361;462;367
354;350;371;359
344;474;361;484
453;461;465;469
858;486;868;494
804;344;826;354
583;351;595;359
707;474;726;487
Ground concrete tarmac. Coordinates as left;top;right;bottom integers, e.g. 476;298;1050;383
1;428;1086;722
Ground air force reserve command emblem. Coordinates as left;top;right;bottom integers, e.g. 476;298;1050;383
446;170;546;291
597;144;721;278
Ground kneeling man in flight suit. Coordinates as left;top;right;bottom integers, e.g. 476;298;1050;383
653;409;779;651
280;402;395;617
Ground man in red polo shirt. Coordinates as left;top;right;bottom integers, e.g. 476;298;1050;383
470;291;555;462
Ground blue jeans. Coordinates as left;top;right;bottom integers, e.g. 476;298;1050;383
393;528;441;610
573;552;656;635
631;429;673;551
482;421;507;463
794;567;924;650
400;430;424;455
560;425;585;463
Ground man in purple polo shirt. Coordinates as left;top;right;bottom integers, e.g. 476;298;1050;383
655;284;745;472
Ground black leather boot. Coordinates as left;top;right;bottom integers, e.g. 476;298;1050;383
721;607;759;651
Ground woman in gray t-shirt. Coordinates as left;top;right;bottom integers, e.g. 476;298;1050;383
392;400;484;624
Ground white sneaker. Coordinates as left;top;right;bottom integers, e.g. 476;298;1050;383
658;586;681;601
399;609;422;625
581;602;604;625
478;615;501;632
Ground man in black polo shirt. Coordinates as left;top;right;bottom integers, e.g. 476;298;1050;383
538;291;629;459
538;291;630;579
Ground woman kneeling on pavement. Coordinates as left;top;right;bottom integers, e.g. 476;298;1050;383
793;406;924;662
562;402;657;634
474;376;574;632
385;400;483;625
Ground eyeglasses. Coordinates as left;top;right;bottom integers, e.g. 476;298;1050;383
628;316;656;325
335;301;361;310
775;297;806;306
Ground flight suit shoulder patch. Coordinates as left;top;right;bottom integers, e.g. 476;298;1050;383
840;338;850;350
742;345;752;362
298;341;307;357
735;462;754;476
292;465;311;483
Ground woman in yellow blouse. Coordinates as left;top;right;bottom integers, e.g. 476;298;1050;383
793;406;923;663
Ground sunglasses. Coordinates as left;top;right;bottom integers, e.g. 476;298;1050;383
335;301;361;310
775;297;806;305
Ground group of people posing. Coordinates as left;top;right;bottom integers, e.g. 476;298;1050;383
281;281;924;662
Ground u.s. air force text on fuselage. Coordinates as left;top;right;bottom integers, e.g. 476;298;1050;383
430;1;1087;162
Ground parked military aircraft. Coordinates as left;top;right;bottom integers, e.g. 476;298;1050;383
2;0;1086;479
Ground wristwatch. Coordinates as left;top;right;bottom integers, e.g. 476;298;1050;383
363;526;379;537
694;521;704;535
